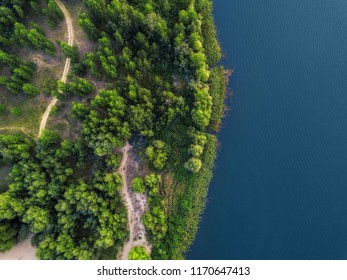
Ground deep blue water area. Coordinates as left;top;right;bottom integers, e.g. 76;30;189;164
188;0;347;259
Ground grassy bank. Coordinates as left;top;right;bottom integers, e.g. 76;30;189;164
152;0;227;259
164;134;217;259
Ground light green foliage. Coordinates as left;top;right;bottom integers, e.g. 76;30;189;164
22;83;40;96
23;206;51;233
185;129;207;173
78;12;98;41
142;173;167;243
105;154;121;169
208;67;227;131
0;193;25;220
85;34;118;79
39;129;60;144
128;246;151;260
132;177;146;193
143;205;167;242
6;61;36;95
0;135;32;161
184;157;202;173
10;107;21;116
145;140;167;170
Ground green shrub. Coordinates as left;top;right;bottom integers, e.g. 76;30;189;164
132;177;146;193
10;107;22;116
22;83;40;96
128;246;151;260
0;103;6;114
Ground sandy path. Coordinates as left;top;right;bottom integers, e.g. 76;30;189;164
0;0;73;260
118;142;151;260
38;0;74;138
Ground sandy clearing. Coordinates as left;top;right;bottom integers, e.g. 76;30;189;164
118;142;151;260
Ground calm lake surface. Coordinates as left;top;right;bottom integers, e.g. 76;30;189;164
188;0;347;259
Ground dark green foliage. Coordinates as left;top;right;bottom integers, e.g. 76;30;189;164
159;134;217;259
75;0;226;260
0;0;226;260
0;103;6;114
60;42;79;62
72;88;130;156
44;0;64;27
85;34;118;80
57;77;95;98
0;49;38;95
41;78;58;96
13;22;56;55
0;0;26;44
7;61;37;95
0;130;128;259
0;221;19;252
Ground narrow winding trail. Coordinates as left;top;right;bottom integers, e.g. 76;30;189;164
0;0;73;260
38;0;74;138
118;141;151;260
0;127;34;138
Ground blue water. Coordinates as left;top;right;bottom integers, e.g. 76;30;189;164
188;0;347;259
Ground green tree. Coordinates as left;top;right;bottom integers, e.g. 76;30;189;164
132;177;146;193
184;157;202;173
145;140;167;170
78;13;98;41
128;246;151;260
0;221;19;252
22;83;40;96
23;206;51;233
60;42;79;62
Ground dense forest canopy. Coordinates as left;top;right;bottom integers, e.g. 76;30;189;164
0;0;227;259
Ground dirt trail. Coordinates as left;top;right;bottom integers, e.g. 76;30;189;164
0;0;73;260
118;141;151;260
0;127;34;138
38;0;74;138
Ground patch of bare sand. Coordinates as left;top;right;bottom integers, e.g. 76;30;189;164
0;236;36;260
